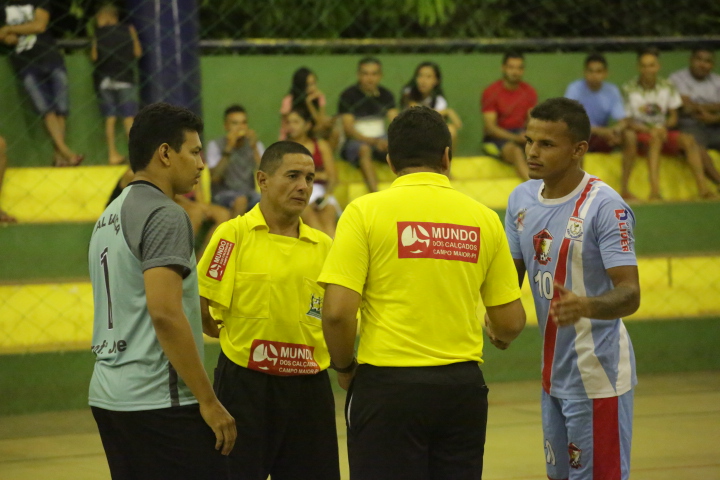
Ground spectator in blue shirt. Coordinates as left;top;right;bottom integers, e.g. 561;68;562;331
565;54;629;155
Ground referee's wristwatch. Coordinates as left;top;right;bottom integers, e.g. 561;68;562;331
330;357;358;373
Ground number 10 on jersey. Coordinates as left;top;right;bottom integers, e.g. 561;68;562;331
534;270;554;300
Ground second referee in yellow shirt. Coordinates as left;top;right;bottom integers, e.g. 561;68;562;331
198;141;340;480
320;106;527;480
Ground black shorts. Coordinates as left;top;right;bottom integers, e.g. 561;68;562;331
346;362;489;480
91;404;225;480
214;350;340;480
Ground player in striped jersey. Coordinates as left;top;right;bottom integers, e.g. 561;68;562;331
500;98;641;480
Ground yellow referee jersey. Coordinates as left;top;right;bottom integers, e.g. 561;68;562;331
318;172;521;367
198;205;333;375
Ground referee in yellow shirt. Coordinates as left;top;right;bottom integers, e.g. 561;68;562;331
197;141;340;480
319;106;527;480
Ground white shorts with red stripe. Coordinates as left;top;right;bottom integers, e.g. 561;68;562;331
542;389;633;480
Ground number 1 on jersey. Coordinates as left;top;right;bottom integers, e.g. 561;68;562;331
534;270;554;300
100;247;114;329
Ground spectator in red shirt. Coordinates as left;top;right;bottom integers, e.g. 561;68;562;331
481;52;537;180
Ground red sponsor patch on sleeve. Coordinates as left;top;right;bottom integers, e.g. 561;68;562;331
205;239;235;281
246;339;320;376
397;222;480;263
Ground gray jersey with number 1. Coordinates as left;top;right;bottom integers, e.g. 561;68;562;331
88;181;203;411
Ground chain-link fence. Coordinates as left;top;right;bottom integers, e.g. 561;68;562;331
1;1;719;378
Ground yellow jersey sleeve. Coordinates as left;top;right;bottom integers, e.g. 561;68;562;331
480;215;522;307
197;218;242;310
317;202;369;294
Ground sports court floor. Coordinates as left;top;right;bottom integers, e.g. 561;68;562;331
1;371;718;479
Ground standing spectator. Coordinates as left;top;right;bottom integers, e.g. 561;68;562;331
286;106;340;237
565;53;629;155
669;47;720;188
91;3;142;165
505;97;640;480
197;141;340;480
400;61;463;151
622;48;713;200
88;103;236;478
279;67;338;150
205;104;264;217
481;52;537;181
320;107;526;480
1;0;83;166
0;135;17;223
338;57;398;193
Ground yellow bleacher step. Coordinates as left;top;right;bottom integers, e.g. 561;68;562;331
2;255;718;352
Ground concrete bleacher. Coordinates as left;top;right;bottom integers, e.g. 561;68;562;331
0;152;719;352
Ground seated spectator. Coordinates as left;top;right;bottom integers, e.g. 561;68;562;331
0;135;17;223
0;0;82;166
481;52;537;181
205;105;265;217
622;48;714;200
107;168;231;255
286;106;339;237
400;61;462;151
669;47;720;189
279;67;338;150
91;3;142;165
338;57;398;192
565;53;628;154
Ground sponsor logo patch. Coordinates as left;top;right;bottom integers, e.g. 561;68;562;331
533;229;554;265
306;293;323;319
618;220;632;252
568;442;583;469
614;208;628;221
516;208;527;232
565;216;584;241
206;239;235;281
247;339;320;376
397;222;480;263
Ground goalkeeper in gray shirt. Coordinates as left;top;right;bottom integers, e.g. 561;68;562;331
88;102;236;479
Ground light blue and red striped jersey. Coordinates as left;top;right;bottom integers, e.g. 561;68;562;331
505;173;638;399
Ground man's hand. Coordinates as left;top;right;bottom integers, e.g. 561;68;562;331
375;138;388;152
202;318;222;338
225;128;243;148
484;313;510;350
513;131;526;144
199;399;237;456
337;371;355;391
550;283;590;327
245;129;258;148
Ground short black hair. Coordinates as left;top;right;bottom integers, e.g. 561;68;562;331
128;102;203;173
358;57;381;70
638;46;660;60
529;98;591;143
96;3;119;17
388;106;451;172
691;46;714;57
224;104;246;118
584;52;608;69
259;141;313;176
502;51;524;64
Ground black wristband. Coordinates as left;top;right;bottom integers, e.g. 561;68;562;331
330;357;358;373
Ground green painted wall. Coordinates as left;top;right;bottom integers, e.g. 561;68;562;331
0;50;700;165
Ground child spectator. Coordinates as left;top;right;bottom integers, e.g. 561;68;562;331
286;106;339;237
400;62;462;151
481;52;537;181
91;3;142;165
1;0;82;166
205;104;265;217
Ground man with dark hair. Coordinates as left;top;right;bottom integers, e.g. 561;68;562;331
622;48;713;199
320;106;526;480
88;102;236;479
197;140;340;480
565;53;629;154
505;97;640;480
205;104;265;217
481;51;537;180
669;47;720;188
338;57;398;192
